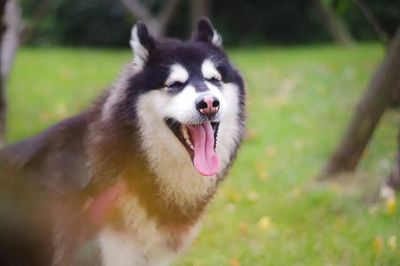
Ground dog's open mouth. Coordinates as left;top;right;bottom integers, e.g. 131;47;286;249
165;118;220;176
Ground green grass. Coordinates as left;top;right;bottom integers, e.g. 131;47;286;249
7;44;400;265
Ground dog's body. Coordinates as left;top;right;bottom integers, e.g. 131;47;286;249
0;19;246;266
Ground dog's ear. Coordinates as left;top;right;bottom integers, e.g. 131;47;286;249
130;22;156;67
193;17;222;47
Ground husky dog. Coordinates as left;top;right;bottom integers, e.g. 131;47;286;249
0;18;246;266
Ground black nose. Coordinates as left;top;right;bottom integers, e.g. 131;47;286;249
195;94;220;116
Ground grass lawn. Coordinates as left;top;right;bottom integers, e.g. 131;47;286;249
6;44;400;265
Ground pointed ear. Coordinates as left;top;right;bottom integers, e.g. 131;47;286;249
194;17;222;47
130;22;156;67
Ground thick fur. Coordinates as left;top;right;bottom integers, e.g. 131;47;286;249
0;18;246;266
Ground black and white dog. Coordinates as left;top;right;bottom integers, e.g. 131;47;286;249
0;18;246;266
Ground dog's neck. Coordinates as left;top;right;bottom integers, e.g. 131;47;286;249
86;117;217;227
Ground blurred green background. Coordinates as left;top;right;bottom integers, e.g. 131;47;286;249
2;0;400;265
19;0;400;46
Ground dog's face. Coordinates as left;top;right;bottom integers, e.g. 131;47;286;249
129;19;245;178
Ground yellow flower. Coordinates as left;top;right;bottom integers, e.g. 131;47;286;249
386;197;396;215
258;171;269;182
257;216;272;231
225;190;242;203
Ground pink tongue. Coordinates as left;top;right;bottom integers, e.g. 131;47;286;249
188;122;220;176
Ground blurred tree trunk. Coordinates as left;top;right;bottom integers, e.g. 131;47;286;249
312;0;354;47
353;0;389;45
0;0;22;145
0;0;7;145
2;0;21;78
319;26;400;179
190;0;210;32
390;82;400;106
352;0;399;107
120;0;181;38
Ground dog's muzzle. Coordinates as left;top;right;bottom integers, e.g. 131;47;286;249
195;94;220;117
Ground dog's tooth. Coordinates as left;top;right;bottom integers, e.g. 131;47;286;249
185;135;192;146
181;126;193;147
179;125;196;150
182;126;189;140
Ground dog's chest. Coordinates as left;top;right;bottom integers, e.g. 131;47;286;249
97;194;201;266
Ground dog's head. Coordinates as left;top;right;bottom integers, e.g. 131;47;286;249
125;18;245;178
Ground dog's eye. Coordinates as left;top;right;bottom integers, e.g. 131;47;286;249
165;81;185;92
206;77;222;84
168;81;184;87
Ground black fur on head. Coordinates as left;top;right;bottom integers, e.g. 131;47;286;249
117;46;243;124
130;21;156;67
110;18;245;166
127;19;235;91
111;19;246;177
135;22;156;51
193;17;222;47
130;18;223;70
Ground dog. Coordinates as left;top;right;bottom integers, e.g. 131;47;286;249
0;18;246;266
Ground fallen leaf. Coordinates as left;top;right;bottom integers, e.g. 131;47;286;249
239;222;249;235
258;172;269;182
255;162;266;171
386;197;396;215
329;184;342;194
245;129;258;141
257;216;272;231
291;187;302;198
265;146;277;157
230;258;240;266
39;112;54;123
373;236;384;255
225;203;236;213
225;190;242;203
255;162;269;181
388;236;397;251
246;191;259;202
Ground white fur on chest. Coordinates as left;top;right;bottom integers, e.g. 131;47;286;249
99;197;201;266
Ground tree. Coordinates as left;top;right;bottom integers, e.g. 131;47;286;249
120;0;181;38
190;0;210;32
319;26;400;179
352;0;389;45
312;0;354;46
0;0;7;145
0;0;22;145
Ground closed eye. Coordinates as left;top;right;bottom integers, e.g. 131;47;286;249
205;76;222;84
165;81;186;92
